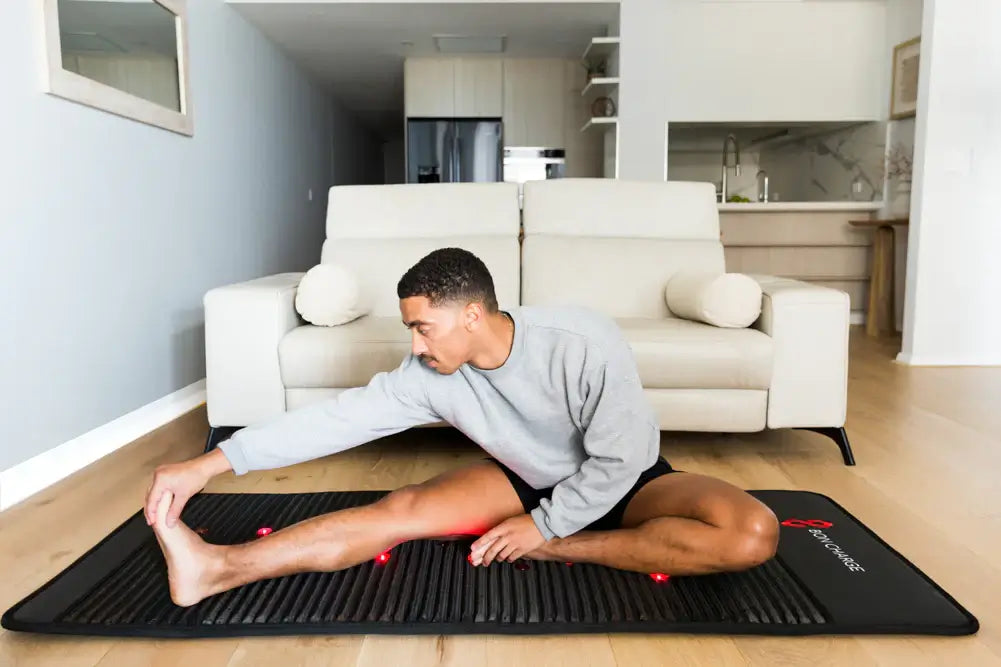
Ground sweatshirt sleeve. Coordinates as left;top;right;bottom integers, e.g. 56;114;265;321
529;342;658;540
218;354;440;475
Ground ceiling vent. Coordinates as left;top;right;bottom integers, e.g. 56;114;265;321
433;34;506;54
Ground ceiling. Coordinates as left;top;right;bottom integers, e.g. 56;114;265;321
229;2;620;138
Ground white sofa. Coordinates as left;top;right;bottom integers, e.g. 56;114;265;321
204;179;854;465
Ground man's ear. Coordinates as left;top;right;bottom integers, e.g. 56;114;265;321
463;302;484;331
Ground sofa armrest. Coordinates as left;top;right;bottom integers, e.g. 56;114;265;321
204;272;305;428
750;275;850;429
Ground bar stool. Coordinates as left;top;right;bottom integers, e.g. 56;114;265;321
849;217;909;337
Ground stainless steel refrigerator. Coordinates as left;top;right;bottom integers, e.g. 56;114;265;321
407;118;503;184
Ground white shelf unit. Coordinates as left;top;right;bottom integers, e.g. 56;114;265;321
581;76;620;97
581;36;620;176
582;37;620;65
581;116;618;133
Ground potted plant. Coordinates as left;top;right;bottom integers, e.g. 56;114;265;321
883;142;914;215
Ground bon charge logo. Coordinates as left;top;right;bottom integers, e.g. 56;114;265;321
781;518;833;528
781;518;865;572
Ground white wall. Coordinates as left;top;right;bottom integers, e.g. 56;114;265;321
0;0;372;474
883;0;924;331
619;0;888;181
899;0;1001;365
616;0;669;181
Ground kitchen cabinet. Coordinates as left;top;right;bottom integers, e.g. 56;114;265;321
454;58;503;117
405;57;502;118
404;58;455;117
719;210;876;314
503;59;564;147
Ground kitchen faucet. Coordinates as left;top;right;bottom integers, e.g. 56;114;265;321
720;134;741;202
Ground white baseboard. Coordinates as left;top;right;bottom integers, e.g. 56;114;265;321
895;352;1001;366
850;311;865;325
0;379;206;512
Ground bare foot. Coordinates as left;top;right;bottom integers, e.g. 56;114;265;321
152;492;224;607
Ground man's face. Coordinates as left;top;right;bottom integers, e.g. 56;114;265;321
400;296;477;374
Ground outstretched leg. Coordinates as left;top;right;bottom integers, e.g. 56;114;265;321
152;461;524;606
525;472;779;576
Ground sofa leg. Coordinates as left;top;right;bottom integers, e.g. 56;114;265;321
796;427;856;466
205;426;239;453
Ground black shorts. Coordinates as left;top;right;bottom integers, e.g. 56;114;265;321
486;455;681;532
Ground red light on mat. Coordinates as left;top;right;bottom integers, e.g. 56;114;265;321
375;551;391;564
256;527;273;537
649;572;670;583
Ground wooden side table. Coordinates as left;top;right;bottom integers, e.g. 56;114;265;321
849;217;908;337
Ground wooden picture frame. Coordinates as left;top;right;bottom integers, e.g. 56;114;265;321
39;0;194;136
889;36;920;120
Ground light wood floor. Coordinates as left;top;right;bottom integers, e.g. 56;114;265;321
2;328;999;666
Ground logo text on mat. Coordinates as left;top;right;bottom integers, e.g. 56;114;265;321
782;518;866;573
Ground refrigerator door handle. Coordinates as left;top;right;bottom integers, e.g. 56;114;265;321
441;121;453;183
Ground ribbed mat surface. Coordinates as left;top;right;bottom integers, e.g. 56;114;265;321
2;490;979;637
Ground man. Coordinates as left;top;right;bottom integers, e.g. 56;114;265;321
146;248;779;607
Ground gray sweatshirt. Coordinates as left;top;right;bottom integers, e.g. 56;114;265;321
218;304;660;540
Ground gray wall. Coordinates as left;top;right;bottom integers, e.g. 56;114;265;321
331;105;385;187
0;1;375;471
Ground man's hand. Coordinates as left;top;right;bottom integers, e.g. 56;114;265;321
469;514;547;566
144;449;231;528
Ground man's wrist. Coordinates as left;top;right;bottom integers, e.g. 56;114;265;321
197;448;233;478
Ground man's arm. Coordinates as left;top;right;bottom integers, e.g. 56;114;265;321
529;348;658;540
218;353;440;475
146;354;438;527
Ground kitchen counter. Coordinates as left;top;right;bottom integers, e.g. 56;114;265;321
717;206;879;321
718;201;883;212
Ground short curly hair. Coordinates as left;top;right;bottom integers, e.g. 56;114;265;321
397;247;499;312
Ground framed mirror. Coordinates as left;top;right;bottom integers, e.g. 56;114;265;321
40;0;193;136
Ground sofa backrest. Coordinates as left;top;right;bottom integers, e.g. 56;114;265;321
521;179;725;318
321;182;521;316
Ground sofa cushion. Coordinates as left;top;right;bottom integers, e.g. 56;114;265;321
616;317;773;390
294;263;369;326
522;236;725;318
326;182;519;240
520;178;726;319
321;237;520;317
279;315;773;392
523;179;720;240
664;271;763;328
279;316;410;388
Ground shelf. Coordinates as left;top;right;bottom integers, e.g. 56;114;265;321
580;117;618;132
582;37;619;64
581;77;620;96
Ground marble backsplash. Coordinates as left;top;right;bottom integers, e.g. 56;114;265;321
666;121;888;203
758;122;887;202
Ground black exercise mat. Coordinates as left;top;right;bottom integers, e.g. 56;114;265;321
1;490;978;637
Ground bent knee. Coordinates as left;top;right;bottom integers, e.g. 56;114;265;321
377;484;424;518
727;508;779;570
